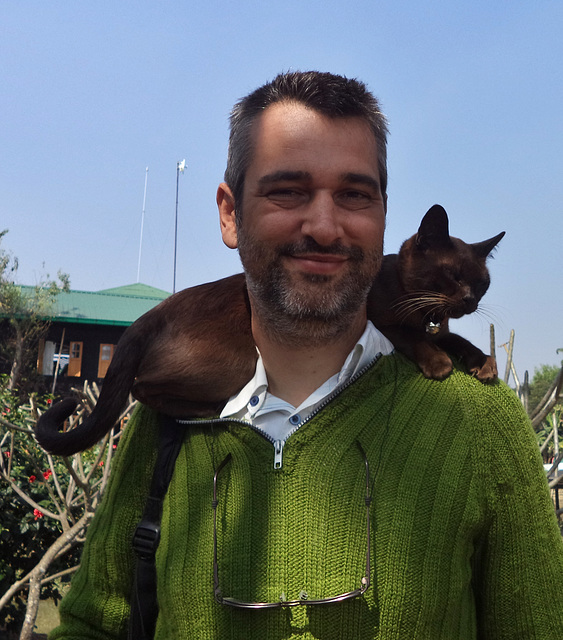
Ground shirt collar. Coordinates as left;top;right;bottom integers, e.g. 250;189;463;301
220;321;393;420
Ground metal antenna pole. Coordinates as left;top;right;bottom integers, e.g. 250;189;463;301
173;160;186;294
137;167;149;283
173;165;179;293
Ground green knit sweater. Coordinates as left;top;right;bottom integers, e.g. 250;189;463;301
50;354;563;639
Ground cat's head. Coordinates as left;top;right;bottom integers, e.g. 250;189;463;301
397;204;505;322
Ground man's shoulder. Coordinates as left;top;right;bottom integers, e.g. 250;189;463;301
358;352;525;416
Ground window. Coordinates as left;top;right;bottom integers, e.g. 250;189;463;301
67;342;83;377
97;344;116;378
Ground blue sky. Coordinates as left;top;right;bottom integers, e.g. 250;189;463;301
1;1;562;381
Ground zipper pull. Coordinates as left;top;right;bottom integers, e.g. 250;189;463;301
274;440;284;469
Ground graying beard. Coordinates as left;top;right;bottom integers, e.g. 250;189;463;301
245;273;370;347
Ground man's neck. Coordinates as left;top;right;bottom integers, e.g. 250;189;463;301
250;310;368;408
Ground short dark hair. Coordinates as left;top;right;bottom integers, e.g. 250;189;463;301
224;71;388;218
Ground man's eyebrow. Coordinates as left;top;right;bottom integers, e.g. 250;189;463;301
256;170;381;192
341;173;381;192
257;170;312;186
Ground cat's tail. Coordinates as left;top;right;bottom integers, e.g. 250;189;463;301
34;313;154;456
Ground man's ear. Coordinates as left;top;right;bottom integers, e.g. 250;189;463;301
217;182;238;249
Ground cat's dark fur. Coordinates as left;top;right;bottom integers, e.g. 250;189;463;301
367;204;504;380
35;204;504;456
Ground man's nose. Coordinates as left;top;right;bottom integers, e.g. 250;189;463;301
300;193;343;246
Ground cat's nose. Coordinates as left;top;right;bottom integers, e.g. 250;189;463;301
462;292;477;312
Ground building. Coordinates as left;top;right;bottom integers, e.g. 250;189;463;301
36;283;169;386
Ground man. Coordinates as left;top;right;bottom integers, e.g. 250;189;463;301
50;71;563;639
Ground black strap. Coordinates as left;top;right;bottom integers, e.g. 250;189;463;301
128;414;186;640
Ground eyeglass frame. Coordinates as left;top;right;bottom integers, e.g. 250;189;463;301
212;441;372;608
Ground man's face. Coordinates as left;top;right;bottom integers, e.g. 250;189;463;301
218;101;386;344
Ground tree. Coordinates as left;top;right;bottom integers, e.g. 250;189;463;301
528;364;561;414
0;377;134;638
527;361;563;477
0;230;70;391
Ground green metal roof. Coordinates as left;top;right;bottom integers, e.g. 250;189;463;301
17;283;170;327
97;283;170;298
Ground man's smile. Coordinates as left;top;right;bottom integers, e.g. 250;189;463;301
287;253;350;276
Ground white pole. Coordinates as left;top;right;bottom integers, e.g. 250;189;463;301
173;160;186;294
137;167;149;283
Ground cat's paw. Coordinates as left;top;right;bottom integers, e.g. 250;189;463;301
470;356;498;382
419;352;453;380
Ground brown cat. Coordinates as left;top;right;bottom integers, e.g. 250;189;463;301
35;204;504;456
367;204;504;381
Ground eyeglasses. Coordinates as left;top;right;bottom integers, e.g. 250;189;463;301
212;442;372;608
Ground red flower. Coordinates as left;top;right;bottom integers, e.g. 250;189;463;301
43;470;52;480
99;461;104;467
3;451;10;457
46;399;52;405
33;509;43;520
29;475;36;483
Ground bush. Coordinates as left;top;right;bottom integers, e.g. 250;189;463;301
0;375;126;636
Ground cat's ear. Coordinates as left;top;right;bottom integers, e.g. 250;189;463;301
472;231;506;258
416;204;451;250
217;183;238;249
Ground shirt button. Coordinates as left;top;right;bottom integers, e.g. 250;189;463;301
249;395;260;407
289;414;301;425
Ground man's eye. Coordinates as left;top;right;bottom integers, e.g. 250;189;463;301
337;191;372;207
266;189;305;205
269;189;299;197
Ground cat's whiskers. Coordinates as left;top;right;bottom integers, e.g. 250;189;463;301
470;304;501;326
392;291;451;321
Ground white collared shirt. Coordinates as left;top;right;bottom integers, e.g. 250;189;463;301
220;321;393;466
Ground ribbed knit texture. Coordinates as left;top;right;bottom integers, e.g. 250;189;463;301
50;354;563;639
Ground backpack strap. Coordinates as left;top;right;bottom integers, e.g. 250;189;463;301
128;413;186;640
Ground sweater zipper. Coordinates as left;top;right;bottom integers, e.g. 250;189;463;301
176;415;284;467
274;439;284;469
177;353;384;469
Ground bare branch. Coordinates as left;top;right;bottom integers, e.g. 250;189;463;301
0;511;93;611
47;452;66;504
0;415;33;434
40;564;79;585
0;468;62;521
